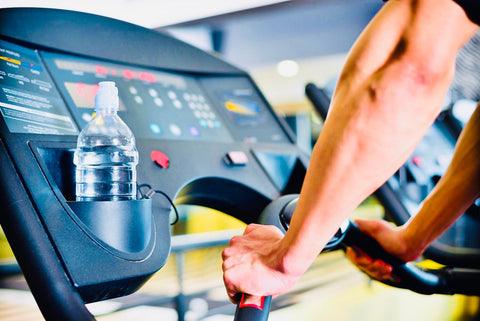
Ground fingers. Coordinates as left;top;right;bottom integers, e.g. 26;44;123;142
244;223;262;234
221;224;286;304
223;271;241;304
345;247;393;281
222;264;256;304
221;226;256;304
350;219;394;279
354;218;385;238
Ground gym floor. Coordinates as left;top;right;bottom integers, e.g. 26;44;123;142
1;203;479;321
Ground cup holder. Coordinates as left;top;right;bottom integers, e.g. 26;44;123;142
68;198;152;254
35;145;153;256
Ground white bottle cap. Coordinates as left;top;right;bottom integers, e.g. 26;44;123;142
95;81;119;111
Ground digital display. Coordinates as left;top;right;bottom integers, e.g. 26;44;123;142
54;58;186;88
64;82;126;111
222;92;266;125
41;52;234;142
200;77;290;143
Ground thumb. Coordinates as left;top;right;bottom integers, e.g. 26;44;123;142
353;218;388;239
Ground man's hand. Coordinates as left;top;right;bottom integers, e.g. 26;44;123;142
222;224;301;304
345;219;417;281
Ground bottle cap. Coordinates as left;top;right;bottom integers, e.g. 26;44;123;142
95;81;119;111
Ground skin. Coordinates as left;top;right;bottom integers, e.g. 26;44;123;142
346;103;480;280
222;0;479;304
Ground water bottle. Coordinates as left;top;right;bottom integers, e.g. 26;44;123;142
74;81;138;201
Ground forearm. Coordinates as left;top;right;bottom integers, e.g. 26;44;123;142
279;0;478;276
281;67;449;274
401;105;480;258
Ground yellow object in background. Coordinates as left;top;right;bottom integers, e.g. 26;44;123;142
0;226;15;262
184;205;245;235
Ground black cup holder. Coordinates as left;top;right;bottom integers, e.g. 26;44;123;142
67;198;152;254
35;145;154;257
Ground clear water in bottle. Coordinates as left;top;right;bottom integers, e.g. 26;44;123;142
74;81;138;201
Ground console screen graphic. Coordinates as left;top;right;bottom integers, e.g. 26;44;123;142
64;82;126;111
200;77;290;144
222;93;266;125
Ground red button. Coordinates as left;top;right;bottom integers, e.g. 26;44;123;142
151;150;170;168
412;156;422;167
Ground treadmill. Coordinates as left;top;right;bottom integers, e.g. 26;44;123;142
0;8;308;320
0;7;478;321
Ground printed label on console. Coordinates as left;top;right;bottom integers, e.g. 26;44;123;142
0;40;78;135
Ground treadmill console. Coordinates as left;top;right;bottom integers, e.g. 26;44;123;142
0;8;308;320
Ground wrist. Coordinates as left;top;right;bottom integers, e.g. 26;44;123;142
276;233;319;278
398;224;427;261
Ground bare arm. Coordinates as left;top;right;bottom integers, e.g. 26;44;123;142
347;104;480;279
222;0;478;301
402;104;480;258
279;0;478;277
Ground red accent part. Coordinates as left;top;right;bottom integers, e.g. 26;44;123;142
225;151;248;166
139;72;156;83
95;65;108;75
239;294;265;310
412;155;422;167
123;69;137;79
151;150;170;168
351;246;399;283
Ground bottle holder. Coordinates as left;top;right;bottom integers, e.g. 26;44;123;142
68;198;153;255
34;144;157;259
29;142;170;302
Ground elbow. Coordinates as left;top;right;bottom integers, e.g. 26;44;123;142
393;37;455;95
370;55;454;107
403;59;451;90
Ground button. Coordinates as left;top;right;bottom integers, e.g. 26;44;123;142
149;122;162;135
129;86;138;94
169;124;182;136
188;125;200;137
436;154;452;168
412;156;422;167
154;97;163;107
168;91;177;99
224;151;248;166
151;150;170;168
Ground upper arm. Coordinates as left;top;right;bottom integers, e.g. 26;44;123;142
338;0;479;91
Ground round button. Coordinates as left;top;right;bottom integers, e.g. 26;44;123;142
151;150;170;168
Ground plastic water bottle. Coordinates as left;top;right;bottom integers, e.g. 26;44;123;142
74;81;138;201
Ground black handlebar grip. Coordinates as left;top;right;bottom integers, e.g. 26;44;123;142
305;82;331;119
342;221;448;294
234;295;271;321
342;221;404;266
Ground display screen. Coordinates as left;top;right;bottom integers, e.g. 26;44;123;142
200;77;290;143
0;40;78;135
63;82;126;111
41;52;234;142
222;92;266;125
